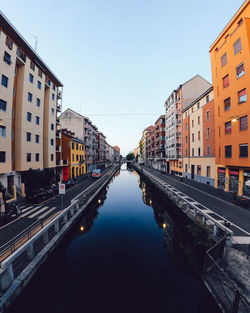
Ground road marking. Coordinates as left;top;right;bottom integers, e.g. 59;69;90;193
22;206;36;213
38;207;57;220
233;236;250;244
29;206;49;218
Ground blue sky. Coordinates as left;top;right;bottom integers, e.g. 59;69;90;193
1;0;244;155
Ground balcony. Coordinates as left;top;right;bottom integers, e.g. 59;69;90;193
56;117;60;124
56;146;61;152
56;131;61;138
16;47;26;65
56;104;61;112
57;90;62;99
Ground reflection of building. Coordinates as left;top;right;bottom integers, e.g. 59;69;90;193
182;87;216;186
0;11;63;195
165;75;211;175
163;211;174;259
210;0;250;196
61;129;85;180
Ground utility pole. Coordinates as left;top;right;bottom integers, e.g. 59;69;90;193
33;35;38;51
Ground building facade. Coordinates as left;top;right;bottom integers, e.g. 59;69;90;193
61;129;85;180
182;87;216;186
210;0;250;196
165;75;212;175
0;11;63;195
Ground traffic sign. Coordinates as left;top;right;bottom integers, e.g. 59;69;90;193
59;183;65;195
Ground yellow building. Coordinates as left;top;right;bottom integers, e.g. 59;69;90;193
62;129;85;180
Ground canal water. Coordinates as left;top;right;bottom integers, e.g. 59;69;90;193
9;164;220;313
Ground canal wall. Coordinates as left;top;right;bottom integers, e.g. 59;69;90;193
0;165;120;313
133;164;250;313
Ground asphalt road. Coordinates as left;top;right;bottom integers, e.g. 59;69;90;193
0;168;111;247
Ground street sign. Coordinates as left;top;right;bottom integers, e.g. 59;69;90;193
59;183;65;195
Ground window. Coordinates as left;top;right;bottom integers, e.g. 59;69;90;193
0;99;7;111
35;134;39;143
198;116;200;125
72;143;74;149
197;102;200;109
225;145;232;158
36;116;40;125
198;131;200;140
29;74;34;83
185;136;187;144
30;60;35;71
0;152;6;162
206;111;210;121
26;132;31;142
240;116;248;131
52;93;55;101
0;126;6;138
35;153;40;162
207;146;210;156
36;98;40;107
206;95;209;103
223;74;229;88
51;123;54;130
51;154;54;161
53;84;56;91
240;144;248;157
28;92;32;102
5;37;13;50
185;122;187;131
27;112;32;122
234;38;242;55
191;133;194;142
207;128;210;138
185;164;188;172
198;147;201;156
72;154;74;161
219;147;221;158
37;80;41;89
225;121;232;134
192;148;194;156
236;63;244;78
76;155;79;161
207;166;211;177
76;144;78;150
38;69;42;78
238;89;247;103
51;138;54;146
51;108;54;116
221;53;227;67
4;51;11;65
192;120;194;127
197;165;201;176
191;107;193;113
27;153;31;162
1;75;8;88
224;97;231;111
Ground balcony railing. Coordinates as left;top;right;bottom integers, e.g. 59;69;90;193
57;90;62;99
56;146;61;152
56;104;61;112
56;118;60;124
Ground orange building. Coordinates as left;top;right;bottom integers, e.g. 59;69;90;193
210;0;250;196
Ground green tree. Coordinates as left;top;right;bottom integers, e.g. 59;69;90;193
126;152;134;160
139;140;143;156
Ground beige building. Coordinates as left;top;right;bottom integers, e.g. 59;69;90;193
182;87;216;186
0;11;63;194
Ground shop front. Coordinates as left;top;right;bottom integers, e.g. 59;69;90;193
217;167;226;190
229;169;239;193
243;170;250;197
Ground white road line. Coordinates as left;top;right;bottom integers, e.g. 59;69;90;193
38;207;56;220
22;206;36;213
233;236;250;244
21;206;43;217
29;206;49;218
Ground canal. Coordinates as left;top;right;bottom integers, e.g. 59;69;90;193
8;164;220;313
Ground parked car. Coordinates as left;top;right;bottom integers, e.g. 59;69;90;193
92;169;101;178
26;188;50;203
62;180;75;189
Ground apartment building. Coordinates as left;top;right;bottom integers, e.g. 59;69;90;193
61;129;85;180
0;11;63;195
141;126;154;162
210;0;250;196
97;132;106;170
164;75;211;175
154;115;166;170
146;126;155;167
182;87;216;186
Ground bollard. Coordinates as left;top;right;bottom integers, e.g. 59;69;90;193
213;224;217;237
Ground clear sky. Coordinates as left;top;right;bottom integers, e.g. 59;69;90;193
1;0;244;156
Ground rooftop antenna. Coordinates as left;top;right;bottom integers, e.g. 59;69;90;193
33;35;38;51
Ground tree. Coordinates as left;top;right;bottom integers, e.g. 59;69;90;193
139;140;143;156
126;152;134;160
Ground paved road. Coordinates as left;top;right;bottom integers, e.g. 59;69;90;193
142;166;250;248
0;168;111;247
